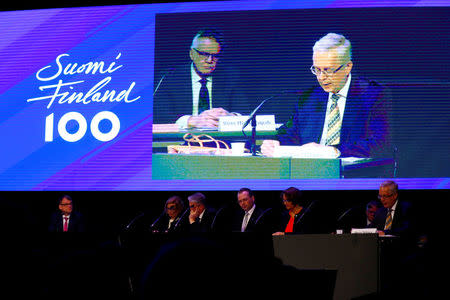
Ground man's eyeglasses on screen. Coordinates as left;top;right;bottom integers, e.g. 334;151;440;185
192;48;220;60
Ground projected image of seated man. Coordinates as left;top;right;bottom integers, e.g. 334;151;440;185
153;28;246;129
261;33;392;158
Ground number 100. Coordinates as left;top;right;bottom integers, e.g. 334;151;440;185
45;111;120;142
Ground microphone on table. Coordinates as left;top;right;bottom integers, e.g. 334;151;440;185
336;206;359;223
124;212;146;231
295;199;318;225
210;206;226;231
173;207;190;229
149;210;166;233
255;207;273;225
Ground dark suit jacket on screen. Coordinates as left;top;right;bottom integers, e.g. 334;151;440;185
48;211;86;232
153;63;248;124
278;76;392;158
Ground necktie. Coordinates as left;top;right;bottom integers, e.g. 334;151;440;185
325;93;342;146
241;212;250;232
384;209;393;231
198;77;209;114
63;216;69;232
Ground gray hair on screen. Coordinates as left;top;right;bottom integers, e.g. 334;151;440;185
313;33;352;63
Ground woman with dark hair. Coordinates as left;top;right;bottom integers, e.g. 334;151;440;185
273;187;315;235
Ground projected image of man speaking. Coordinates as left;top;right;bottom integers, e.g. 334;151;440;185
262;33;392;158
153;28;247;129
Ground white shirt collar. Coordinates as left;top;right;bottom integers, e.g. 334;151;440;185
386;200;398;219
332;72;351;99
320;73;351;145
245;204;256;216
191;63;211;82
190;63;212;117
390;200;398;212
199;209;206;220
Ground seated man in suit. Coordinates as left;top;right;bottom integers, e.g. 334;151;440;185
188;192;216;232
231;187;271;233
48;194;86;232
153;28;247;129
365;200;381;227
337;200;382;233
261;33;391;158
370;180;417;238
370;182;425;297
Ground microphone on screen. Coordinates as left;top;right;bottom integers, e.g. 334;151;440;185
153;67;175;96
241;89;301;130
242;89;302;155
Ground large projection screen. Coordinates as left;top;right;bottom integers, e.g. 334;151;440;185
0;0;449;191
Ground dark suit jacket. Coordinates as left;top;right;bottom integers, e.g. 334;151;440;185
189;207;217;233
153;63;249;124
48;211;86;232
278;76;392;157
275;207;317;234
231;206;270;233
152;213;189;233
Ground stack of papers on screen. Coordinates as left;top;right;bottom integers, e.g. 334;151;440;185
153;124;179;133
340;157;369;166
273;145;340;159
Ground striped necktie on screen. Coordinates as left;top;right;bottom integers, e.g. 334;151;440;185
384;208;393;231
325;93;342;146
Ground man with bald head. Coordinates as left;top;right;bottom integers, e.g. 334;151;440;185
154;28;247;129
262;33;391;158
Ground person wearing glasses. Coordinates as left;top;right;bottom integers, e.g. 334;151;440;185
369;180;417;238
230;187;273;233
261;33;391;158
48;194;86;232
369;180;426;297
336;199;382;233
151;195;188;233
272;187;318;235
187;192;216;232
153;28;247;129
